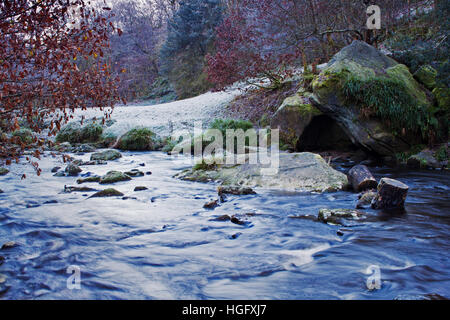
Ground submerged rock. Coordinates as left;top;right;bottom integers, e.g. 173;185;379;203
0;167;9;176
203;199;219;210
64;186;97;193
76;176;101;184
1;241;18;250
407;150;441;169
99;171;132;184
318;208;365;225
217;186;257;196
176;152;348;193
65;164;82;177
356;190;377;209
91;149;122;161
89;188;124;198
125;169;145;177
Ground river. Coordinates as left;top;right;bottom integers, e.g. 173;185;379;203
0;151;449;299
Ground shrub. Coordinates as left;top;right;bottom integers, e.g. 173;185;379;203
117;128;158;151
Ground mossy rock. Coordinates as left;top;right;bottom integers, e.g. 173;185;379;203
56;122;103;144
12;128;34;144
176;152;349;193
77;176;101;184
432;87;450;112
117;128;159;151
414;65;437;90
0;167;9;176
311;41;434;156
407;150;441;169
99;171;132;184
65;164;82;176
91;150;122;161
89;188;124;198
318;208;365;225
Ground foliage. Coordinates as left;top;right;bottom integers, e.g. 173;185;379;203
0;0;121;173
342;75;438;137
56;122;103;144
117;128;159;151
207;0;412;90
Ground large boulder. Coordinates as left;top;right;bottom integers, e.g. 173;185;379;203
311;41;434;156
271;92;322;148
175;152;348;193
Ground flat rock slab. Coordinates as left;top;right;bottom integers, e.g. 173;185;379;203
176;152;348;193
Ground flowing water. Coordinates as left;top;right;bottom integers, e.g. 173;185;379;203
0;151;449;300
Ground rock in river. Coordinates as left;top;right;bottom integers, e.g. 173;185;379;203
0;167;10;176
100;171;132;184
176;152;349;193
318;209;365;225
91;149;122;161
89;188;124;198
65;164;82;177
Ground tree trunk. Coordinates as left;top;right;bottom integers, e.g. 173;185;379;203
371;178;409;210
348;165;378;192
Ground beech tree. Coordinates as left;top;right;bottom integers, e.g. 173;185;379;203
0;0;121;173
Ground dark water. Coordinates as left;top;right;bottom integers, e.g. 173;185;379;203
0;151;449;300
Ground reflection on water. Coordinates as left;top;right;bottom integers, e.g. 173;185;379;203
0;151;449;299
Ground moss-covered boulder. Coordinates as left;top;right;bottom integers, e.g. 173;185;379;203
65;163;82;176
311;40;434;156
0;167;9;176
89;188;124;198
175;152;348;193
99;171;131;184
117;128;160;151
91;149;122;161
414;65;437;90
271;92;322;149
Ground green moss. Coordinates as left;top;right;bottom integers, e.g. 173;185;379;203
210;119;254;133
414;65;437;89
12;128;34;144
341;64;436;137
433;87;450;112
56;122;103;144
99;171;132;184
117;128;158;151
89;188;124;198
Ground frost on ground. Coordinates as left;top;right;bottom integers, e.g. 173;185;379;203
72;88;242;138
